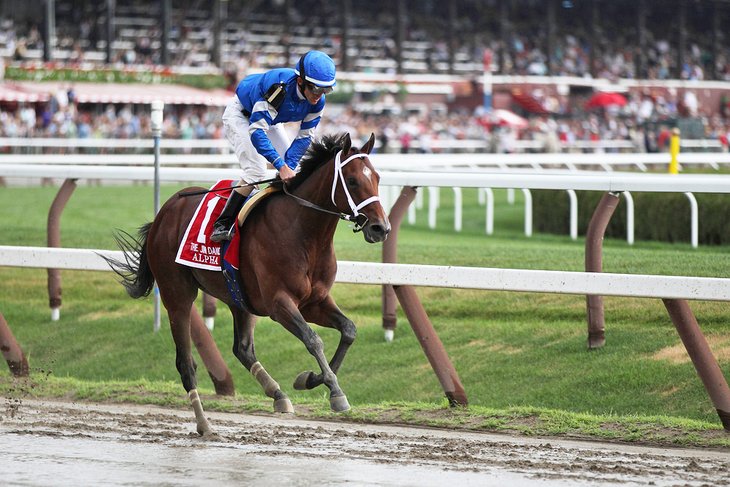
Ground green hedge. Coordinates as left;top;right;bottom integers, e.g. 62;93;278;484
5;66;229;90
533;190;730;245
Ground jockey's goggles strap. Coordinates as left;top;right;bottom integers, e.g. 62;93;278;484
331;150;380;218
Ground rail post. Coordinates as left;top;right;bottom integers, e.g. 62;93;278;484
585;191;620;349
669;127;681;174
663;299;730;430
380;186;467;405
47;178;78;321
394;285;467;406
0;312;29;376
151;100;164;333
382;186;418;342
202;293;217;330
190;305;234;395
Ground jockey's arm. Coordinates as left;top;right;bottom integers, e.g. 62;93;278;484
248;101;286;170
283;104;323;169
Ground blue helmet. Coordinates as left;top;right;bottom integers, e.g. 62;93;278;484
295;51;336;87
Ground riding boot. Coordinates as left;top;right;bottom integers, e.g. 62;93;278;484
210;190;247;242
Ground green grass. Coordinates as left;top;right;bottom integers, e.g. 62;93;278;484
1;184;729;447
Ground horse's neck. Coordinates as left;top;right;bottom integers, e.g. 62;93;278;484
289;162;340;238
294;161;336;208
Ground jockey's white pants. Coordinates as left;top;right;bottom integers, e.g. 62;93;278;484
222;95;290;188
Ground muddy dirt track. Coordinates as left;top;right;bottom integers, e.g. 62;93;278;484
2;399;729;486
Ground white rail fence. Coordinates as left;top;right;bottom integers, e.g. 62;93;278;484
1;246;728;301
2;144;730;173
1;163;729;248
0;136;724;157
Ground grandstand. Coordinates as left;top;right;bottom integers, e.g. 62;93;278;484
0;0;728;154
0;0;728;78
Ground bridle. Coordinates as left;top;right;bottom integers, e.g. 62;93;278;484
282;150;380;232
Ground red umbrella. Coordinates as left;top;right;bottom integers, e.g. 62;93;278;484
585;92;627;109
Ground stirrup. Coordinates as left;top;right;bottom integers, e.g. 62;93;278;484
210;222;234;242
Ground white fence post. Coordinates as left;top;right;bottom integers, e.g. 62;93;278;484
567;189;578;241
522;188;532;237
622;191;635;245
685;192;699;249
484;188;494;235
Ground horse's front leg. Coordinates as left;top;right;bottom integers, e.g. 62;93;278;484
294;295;356;392
271;293;350;412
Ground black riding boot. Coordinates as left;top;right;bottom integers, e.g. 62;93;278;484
210;190;247;242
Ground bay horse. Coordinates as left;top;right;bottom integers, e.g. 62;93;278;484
107;133;390;435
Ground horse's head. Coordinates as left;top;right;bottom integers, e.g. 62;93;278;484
333;133;391;243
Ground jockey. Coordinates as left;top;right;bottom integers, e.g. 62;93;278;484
210;50;336;242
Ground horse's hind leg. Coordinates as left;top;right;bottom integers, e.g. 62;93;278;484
164;291;214;436
295;296;356;392
230;308;294;413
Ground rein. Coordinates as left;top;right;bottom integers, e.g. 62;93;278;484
283;150;379;232
178;177;279;197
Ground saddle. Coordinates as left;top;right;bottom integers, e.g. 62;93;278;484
175;181;280;311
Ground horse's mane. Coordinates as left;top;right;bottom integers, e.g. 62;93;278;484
286;133;348;191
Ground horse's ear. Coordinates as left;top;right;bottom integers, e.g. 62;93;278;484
341;133;352;155
360;133;376;154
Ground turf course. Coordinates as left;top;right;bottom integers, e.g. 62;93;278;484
0;183;728;447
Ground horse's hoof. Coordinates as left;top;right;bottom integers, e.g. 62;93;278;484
293;371;314;390
274;397;294;414
197;423;214;436
200;430;219;439
330;394;350;412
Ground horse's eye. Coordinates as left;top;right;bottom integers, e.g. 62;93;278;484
346;177;358;187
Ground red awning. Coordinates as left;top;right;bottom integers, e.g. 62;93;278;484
0;83;50;103
0;81;233;106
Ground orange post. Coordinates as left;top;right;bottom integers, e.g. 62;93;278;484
0;312;29;377
190;306;235;396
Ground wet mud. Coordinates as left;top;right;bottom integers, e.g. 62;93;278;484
2;399;729;486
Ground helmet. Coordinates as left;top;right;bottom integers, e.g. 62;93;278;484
295;51;336;87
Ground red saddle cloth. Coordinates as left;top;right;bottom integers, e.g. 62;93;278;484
175;180;241;271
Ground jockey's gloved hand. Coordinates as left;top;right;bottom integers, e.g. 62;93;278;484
279;165;296;181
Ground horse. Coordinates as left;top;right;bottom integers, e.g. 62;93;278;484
107;132;390;435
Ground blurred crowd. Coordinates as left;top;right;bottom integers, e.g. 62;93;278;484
2;84;729;155
1;1;730;153
1;0;728;80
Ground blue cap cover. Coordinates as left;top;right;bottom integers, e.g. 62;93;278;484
295;51;336;87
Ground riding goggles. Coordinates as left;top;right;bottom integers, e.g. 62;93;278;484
306;82;334;96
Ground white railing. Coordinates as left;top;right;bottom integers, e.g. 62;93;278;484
372;152;730;172
1;163;729;248
1;246;727;301
1;163;728;192
0;137;230;152
0;136;724;158
2;146;729;173
0;154;238;166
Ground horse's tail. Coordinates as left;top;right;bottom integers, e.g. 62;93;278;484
102;223;155;299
